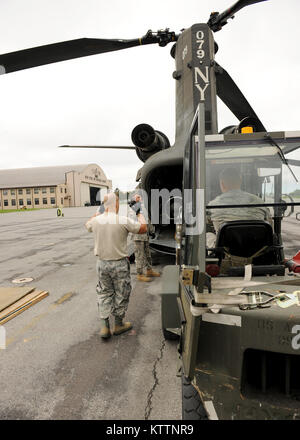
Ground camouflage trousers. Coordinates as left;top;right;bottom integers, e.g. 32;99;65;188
96;258;131;320
134;240;152;275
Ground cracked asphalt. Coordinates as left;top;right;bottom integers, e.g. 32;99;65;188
0;207;181;420
0;207;298;420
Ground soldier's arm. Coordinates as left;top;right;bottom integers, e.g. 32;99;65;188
136;213;147;234
85;214;97;232
125;213;147;234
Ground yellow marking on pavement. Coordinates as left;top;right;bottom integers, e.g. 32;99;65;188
23;336;39;343
6;292;75;347
6;311;51;346
55;292;74;305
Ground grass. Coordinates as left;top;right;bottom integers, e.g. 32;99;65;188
0;208;42;213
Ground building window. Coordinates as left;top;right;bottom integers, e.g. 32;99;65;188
11;199;16;206
27;199;32;205
65;188;67;193
4;200;8;206
43;198;47;205
34;188;39;194
3;190;8;195
61;198;63;204
18;189;23;195
26;189;31;194
50;198;56;205
42;188;47;194
50;187;55;193
34;199;39;205
19;199;23;206
11;189;15;195
60;188;63;193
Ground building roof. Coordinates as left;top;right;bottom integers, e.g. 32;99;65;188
0;164;90;189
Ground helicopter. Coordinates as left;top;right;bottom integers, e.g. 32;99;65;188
1;0;300;277
1;0;292;257
2;0;300;421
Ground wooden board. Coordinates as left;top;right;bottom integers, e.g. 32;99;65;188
0;290;49;324
0;289;45;320
0;286;35;312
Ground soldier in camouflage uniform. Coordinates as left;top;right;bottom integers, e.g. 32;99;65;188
131;194;160;282
86;192;147;339
207;167;272;249
96;259;131;328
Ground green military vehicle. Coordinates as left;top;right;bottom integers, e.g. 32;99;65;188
161;104;300;420
1;0;299;420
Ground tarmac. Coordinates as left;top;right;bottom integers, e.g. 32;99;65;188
0;207;298;420
0;207;180;420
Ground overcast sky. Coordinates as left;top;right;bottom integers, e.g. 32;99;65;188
0;0;300;191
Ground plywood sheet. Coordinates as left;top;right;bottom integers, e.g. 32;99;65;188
0;286;35;312
0;290;49;324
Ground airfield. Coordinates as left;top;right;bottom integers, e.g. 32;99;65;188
0;206;299;420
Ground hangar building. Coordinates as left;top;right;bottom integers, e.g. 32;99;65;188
0;163;112;210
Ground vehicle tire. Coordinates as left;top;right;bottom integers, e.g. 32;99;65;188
163;327;179;341
182;375;208;420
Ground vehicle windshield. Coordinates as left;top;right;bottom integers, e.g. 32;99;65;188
205;142;300;219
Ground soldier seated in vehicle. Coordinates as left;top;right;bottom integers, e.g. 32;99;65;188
207;166;272;252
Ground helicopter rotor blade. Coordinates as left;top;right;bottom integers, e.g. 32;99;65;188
208;0;269;32
215;62;266;131
0;29;178;74
58;145;135;150
286;159;300;167
0;38;144;74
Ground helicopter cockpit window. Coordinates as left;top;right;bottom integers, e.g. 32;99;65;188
282;162;300;209
205;141;300;226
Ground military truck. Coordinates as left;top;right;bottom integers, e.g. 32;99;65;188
161;104;300;420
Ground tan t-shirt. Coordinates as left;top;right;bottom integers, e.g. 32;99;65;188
85;212;141;260
208;189;273;233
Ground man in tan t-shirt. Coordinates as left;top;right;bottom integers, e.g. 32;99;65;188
85;192;147;339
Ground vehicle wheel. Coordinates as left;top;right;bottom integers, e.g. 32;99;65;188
163;327;179;341
182;375;208;420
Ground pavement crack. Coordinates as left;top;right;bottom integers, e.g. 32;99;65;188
144;339;166;420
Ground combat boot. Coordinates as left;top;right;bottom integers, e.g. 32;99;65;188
113;317;133;335
136;274;152;282
146;269;161;277
99;318;111;339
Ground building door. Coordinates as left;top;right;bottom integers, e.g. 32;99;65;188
89;187;101;206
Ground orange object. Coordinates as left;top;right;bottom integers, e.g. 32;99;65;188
241;126;253;134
